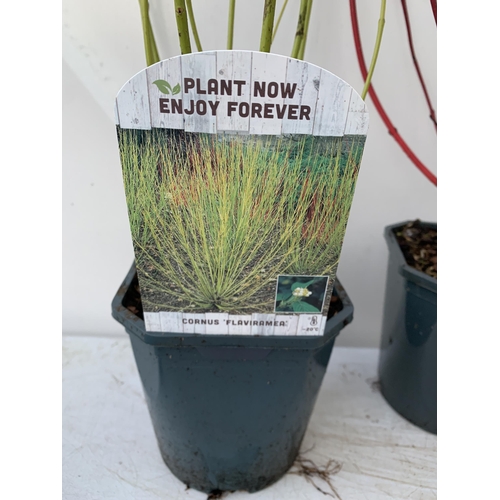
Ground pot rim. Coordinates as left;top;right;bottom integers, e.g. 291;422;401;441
112;262;354;349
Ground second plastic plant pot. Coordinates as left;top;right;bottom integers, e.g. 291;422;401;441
378;222;437;434
112;262;354;494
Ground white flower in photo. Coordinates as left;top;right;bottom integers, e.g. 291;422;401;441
292;287;312;297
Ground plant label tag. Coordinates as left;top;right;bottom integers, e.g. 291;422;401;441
115;50;368;337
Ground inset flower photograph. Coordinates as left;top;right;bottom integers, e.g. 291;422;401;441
275;275;329;313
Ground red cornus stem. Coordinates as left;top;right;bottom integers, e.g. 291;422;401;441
401;0;437;129
430;0;437;24
349;0;437;186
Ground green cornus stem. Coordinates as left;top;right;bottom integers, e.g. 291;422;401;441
361;0;386;100
227;0;236;49
150;26;160;62
146;8;160;62
185;0;203;51
272;0;289;44
259;0;276;52
297;0;313;60
174;0;192;54
291;0;308;59
139;0;160;65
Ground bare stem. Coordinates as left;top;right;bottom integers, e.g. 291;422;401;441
259;0;276;52
185;0;203;51
145;5;160;62
138;0;160;65
174;0;192;54
430;0;437;23
291;0;308;59
149;26;160;62
227;0;236;49
401;0;436;128
272;0;289;44
297;0;313;60
361;0;386;100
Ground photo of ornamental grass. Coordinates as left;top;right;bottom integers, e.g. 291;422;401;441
118;128;364;313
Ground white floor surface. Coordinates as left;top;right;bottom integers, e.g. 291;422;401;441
62;337;436;499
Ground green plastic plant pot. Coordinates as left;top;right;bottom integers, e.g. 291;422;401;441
111;262;353;494
378;222;437;434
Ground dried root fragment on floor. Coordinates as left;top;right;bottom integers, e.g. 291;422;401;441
289;453;343;499
366;377;381;393
206;489;234;500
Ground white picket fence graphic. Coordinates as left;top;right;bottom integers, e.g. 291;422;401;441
144;312;327;336
115;51;368;137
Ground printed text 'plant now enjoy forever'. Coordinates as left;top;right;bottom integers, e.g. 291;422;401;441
154;77;313;120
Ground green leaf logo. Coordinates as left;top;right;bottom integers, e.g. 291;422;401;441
153;80;181;95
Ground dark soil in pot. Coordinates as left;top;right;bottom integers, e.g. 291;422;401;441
394;219;437;278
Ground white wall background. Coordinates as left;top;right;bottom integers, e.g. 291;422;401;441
62;0;436;347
